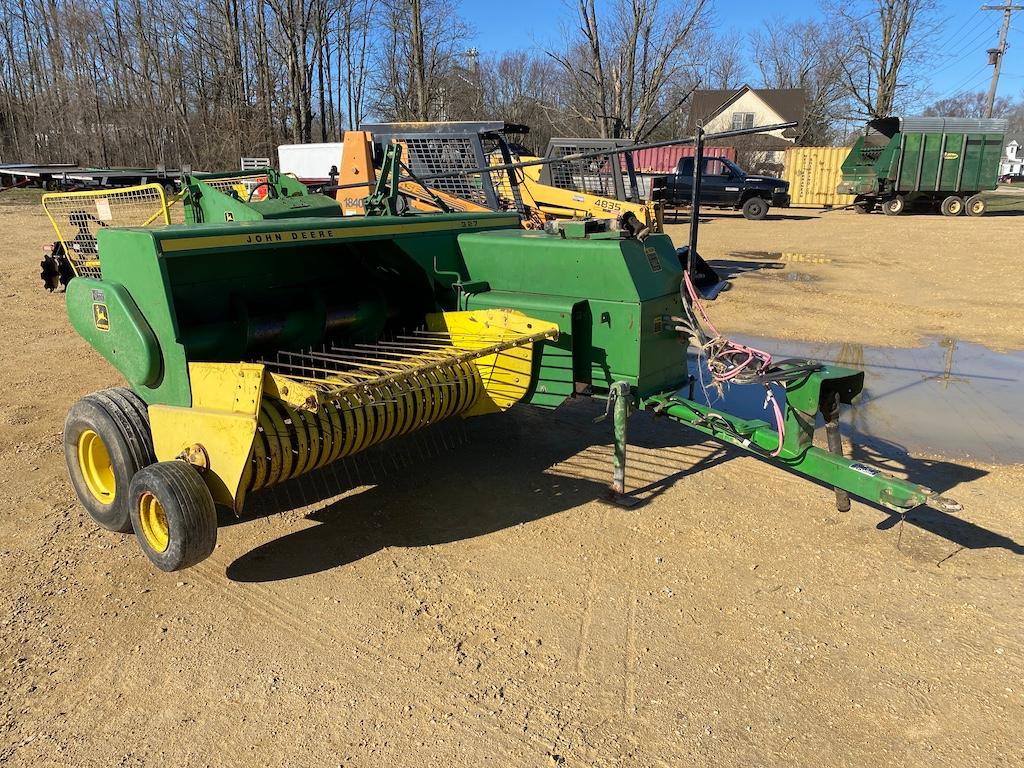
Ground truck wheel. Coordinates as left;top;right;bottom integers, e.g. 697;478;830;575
940;196;964;216
129;461;217;571
741;197;768;220
64;389;157;532
966;194;987;217
881;196;905;216
853;196;875;214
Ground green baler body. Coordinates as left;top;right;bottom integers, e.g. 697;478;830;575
838;116;1007;197
183;169;344;224
67;212;686;409
64;210;955;513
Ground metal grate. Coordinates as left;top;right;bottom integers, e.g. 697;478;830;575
201;174;270;199
399;137;490;206
42;183;172;279
546;144;617;197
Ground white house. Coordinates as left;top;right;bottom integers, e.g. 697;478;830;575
686;85;806;172
1000;134;1023;176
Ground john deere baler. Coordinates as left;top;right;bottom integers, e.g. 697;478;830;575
62;211;957;571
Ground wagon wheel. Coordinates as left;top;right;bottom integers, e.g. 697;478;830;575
853;196;875;214
965;194;987;217
881;196;905;216
940;196;964;217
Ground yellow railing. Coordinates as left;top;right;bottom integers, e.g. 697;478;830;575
42;183;173;279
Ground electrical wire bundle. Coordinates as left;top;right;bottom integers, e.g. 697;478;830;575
672;270;823;457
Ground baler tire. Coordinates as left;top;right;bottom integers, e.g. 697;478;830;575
881;196;905;216
99;388;157;466
741;197;768;220
853;197;875;214
966;194;987;217
129;461;217;571
64;391;156;533
940;196;964;216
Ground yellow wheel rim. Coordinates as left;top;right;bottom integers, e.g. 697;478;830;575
77;429;116;503
138;491;170;553
970;200;984;215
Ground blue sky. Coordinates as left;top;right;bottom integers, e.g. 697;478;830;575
459;0;1024;108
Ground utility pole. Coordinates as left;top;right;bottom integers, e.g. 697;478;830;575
982;0;1024;118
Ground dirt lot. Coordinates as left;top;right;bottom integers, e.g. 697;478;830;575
1;196;1022;767
663;189;1024;351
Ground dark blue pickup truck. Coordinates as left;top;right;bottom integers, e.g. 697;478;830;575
652;156;791;220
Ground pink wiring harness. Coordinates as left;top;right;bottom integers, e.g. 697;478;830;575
681;270;786;457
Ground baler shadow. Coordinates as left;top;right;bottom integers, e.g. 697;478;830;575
848;437;1019;554
225;400;722;582
706;258;785;281
225;396;1016;582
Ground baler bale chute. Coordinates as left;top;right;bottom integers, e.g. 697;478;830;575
59;172;962;571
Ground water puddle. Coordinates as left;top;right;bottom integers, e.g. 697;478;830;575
687;336;1024;464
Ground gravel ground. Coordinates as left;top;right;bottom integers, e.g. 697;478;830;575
1;197;1021;767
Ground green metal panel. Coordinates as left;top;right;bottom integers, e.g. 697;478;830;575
919;133;941;189
898;132;921;190
456;229;687;399
91;228;192;406
70;213;522;406
66;277;161;388
939;133;964;190
959;133;1004;192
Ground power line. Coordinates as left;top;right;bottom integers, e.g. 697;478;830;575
928;19;1001;78
934;13;994;58
941;64;994;100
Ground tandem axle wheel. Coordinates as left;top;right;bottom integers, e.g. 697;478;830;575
65;389;218;571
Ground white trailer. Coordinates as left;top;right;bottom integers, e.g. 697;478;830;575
277;142;344;185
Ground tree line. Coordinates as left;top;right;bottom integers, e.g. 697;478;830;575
1;0;1021;170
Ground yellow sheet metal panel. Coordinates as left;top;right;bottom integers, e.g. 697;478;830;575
782;147;856;208
426;309;561;416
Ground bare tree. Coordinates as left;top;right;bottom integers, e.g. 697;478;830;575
922;91;1015;119
703;30;747;91
832;0;938;119
750;18;849;144
372;0;471;121
546;0;710;141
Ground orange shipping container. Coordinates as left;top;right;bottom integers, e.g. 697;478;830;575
782;147;856;208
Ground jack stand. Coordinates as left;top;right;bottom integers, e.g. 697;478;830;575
823;391;852;512
603;381;640;507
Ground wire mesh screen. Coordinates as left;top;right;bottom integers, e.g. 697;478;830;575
42;183;172;279
398;137;490;206
546;144;617;197
201;174;270;201
480;137;523;212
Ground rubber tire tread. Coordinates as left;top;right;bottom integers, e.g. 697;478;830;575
64;390;156;532
741;197;768;220
129;461;217;572
100;388;156;466
940;196;963;217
